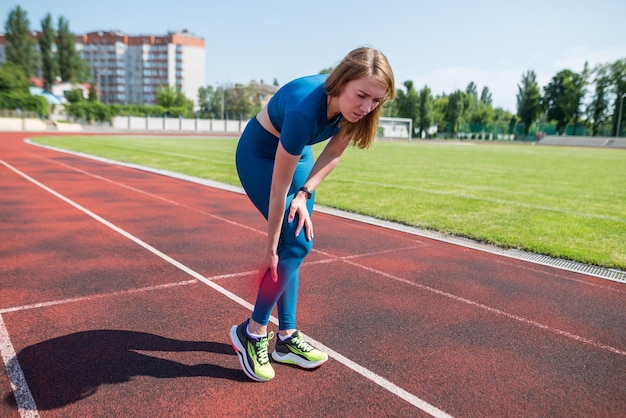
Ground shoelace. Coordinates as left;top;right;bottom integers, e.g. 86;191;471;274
290;333;314;352
255;332;273;364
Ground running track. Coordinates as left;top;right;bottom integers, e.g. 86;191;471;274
1;132;625;417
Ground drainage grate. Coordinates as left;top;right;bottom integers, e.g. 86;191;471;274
28;141;625;285
319;207;626;285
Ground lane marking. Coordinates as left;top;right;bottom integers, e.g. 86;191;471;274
0;280;197;315
0;315;39;418
0;159;453;417
341;259;626;357
36;156;262;235
28;139;625;284
6;151;625;414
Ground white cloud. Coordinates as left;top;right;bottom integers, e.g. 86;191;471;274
407;45;626;112
409;66;521;112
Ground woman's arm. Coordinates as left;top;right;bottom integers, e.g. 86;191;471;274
288;130;351;238
262;130;350;283
262;142;300;282
301;130;351;192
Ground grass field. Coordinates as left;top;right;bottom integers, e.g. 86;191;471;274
31;135;626;271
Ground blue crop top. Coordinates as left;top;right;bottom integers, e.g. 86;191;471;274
267;74;342;156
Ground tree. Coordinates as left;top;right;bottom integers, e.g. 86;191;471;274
463;82;480;131
587;63;611;136
4;6;38;77
197;85;223;117
480;86;493;106
431;95;448;135
394;80;419;132
416;85;433;137
570;63;589;135
156;86;193;112
609;59;626;136
226;84;257;119
542;69;585;135
39;13;57;92
0;62;30;94
516;70;542;137
465;81;478;98
445;90;466;137
56;16;78;82
464;83;494;134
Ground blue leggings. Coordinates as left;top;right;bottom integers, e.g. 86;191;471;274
235;118;314;331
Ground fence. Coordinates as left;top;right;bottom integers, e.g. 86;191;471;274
112;115;248;134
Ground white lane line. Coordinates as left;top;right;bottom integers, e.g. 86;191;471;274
43;156;263;235
0;315;39;418
341;259;626;358
29;139;624;284
0;280;197;315
0;159;452;417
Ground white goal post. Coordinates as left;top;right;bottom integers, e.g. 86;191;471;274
377;117;413;140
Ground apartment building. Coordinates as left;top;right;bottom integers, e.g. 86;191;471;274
0;29;205;107
75;30;205;107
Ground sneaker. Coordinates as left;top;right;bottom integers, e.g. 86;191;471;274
229;319;275;381
271;331;328;369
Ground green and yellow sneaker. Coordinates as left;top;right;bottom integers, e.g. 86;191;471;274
230;319;275;381
271;330;328;369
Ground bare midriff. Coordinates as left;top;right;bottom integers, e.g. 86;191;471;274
256;106;280;138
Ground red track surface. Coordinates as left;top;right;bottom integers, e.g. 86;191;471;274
1;132;625;417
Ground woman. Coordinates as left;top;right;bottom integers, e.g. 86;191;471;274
230;47;395;382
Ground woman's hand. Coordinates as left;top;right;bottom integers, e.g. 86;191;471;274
257;248;279;284
288;193;313;241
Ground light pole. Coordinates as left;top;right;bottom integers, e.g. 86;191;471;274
617;92;626;137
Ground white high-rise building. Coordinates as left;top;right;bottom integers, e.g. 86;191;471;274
74;29;205;108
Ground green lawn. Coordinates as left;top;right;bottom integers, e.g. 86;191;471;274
31;135;626;270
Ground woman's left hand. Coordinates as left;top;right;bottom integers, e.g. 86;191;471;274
287;194;313;241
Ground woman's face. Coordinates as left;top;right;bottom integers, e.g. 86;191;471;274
337;75;387;123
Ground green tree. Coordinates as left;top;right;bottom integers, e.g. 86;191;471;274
480;86;493;106
39;13;57;92
65;88;84;103
197;85;224;118
197;86;211;116
463;82;479;131
4;6;38;77
470;103;495;129
570;63;589;135
542;69;585;135
56;16;78;82
609;58;626;136
225;84;257;119
0;62;30;94
516;70;542;137
394;80;419;132
446;90;466;137
416;85;433;138
587;63;611;136
432;95;448;135
156;85;193;112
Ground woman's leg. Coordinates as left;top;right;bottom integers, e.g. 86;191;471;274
235;124;314;330
276;149;314;331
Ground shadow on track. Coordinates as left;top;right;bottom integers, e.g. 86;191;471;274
3;329;245;410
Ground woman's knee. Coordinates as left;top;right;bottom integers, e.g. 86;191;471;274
280;224;313;259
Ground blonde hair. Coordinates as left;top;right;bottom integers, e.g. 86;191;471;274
325;47;395;149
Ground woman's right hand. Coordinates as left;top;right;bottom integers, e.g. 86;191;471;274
257;248;279;285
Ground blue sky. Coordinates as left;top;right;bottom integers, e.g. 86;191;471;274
2;0;625;112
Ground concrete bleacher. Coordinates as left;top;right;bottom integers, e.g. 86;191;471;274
537;136;626;149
